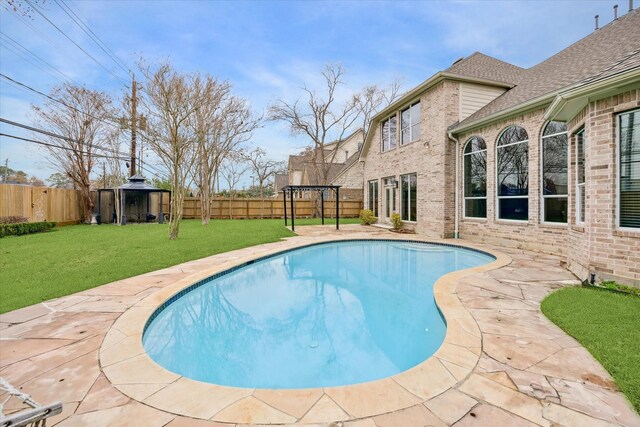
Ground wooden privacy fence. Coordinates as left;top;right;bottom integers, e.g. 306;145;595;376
0;184;363;224
167;197;363;220
0;184;81;225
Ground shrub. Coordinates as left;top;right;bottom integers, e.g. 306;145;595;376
390;212;402;230
0;221;56;238
0;216;29;224
359;209;377;225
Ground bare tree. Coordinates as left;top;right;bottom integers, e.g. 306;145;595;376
269;64;361;186
220;151;249;219
192;80;260;225
32;83;115;222
244;147;284;217
356;80;402;137
138;62;201;239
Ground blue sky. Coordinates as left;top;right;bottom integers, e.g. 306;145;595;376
0;0;620;185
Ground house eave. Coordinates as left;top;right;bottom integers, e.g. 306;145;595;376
545;68;640;122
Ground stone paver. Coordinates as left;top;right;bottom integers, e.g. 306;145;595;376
0;224;637;426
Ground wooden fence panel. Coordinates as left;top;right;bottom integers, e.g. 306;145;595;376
160;197;363;220
0;184;81;224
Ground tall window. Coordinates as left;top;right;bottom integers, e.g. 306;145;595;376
619;109;640;229
496;126;529;221
541;121;568;223
401;102;421;145
401;173;417;221
576;129;586;224
463;137;487;218
368;179;379;217
381;115;397;152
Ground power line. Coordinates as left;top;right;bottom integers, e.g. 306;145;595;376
55;0;132;77
0;133;127;160
0;73;123;130
0;31;80;85
23;0;130;88
0;117;170;179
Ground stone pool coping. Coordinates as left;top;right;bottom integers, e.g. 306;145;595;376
99;234;511;424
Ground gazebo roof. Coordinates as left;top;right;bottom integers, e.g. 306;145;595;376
98;175;170;192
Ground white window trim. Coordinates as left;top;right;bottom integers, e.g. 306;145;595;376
540;123;569;225
400;102;421;146
575;129;586;225
616;108;640;232
400;173;417;222
496;130;529;222
462;142;487;220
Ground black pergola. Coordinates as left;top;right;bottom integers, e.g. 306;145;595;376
282;185;341;232
97;175;171;225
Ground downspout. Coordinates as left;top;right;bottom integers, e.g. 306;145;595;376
448;131;460;239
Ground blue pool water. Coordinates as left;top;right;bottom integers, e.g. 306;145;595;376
142;240;493;389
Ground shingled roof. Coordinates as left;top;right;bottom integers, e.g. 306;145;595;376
453;8;640;131
445;52;526;86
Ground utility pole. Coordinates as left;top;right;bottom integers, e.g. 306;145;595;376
130;77;137;177
3;158;8;183
102;162;107;188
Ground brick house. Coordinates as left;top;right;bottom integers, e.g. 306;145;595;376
361;8;640;285
284;129;364;199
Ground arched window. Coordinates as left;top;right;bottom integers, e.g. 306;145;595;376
463;137;486;218
541;121;568;223
496;126;529;221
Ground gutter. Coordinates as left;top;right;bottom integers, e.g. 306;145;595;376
448;131;460;239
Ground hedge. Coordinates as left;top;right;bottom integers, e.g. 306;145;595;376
0;221;56;238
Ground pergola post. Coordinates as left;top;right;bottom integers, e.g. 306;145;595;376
289;188;295;232
336;187;340;230
320;190;325;225
283;189;287;226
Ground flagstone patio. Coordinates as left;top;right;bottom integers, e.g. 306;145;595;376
0;224;638;426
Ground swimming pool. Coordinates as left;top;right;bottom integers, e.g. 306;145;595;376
142;240;493;389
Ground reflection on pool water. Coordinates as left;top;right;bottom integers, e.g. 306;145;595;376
143;240;493;389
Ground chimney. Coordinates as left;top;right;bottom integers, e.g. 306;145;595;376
614;4;619;19
595;14;600;30
630;0;634;12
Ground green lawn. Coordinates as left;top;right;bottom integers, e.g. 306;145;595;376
0;218;360;313
541;287;640;412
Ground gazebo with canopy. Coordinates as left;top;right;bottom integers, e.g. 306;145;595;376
282;184;341;232
96;175;171;225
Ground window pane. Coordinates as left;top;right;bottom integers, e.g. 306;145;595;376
498;126;528;146
464;137;486;154
401;108;411;131
382;120;389;152
579;185;586;223
389;116;397;149
402;128;410;145
410;174;417;222
576;131;586;184
411;123;420;142
620;110;640;228
464;151;486;197
411;103;420;125
465;199;486;218
544;197;568;223
497;142;528;196
543;134;568;195
543;121;567;136
499;198;528;221
401;175;409;220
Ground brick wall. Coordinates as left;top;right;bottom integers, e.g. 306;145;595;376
574;89;640;285
363;81;460;237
